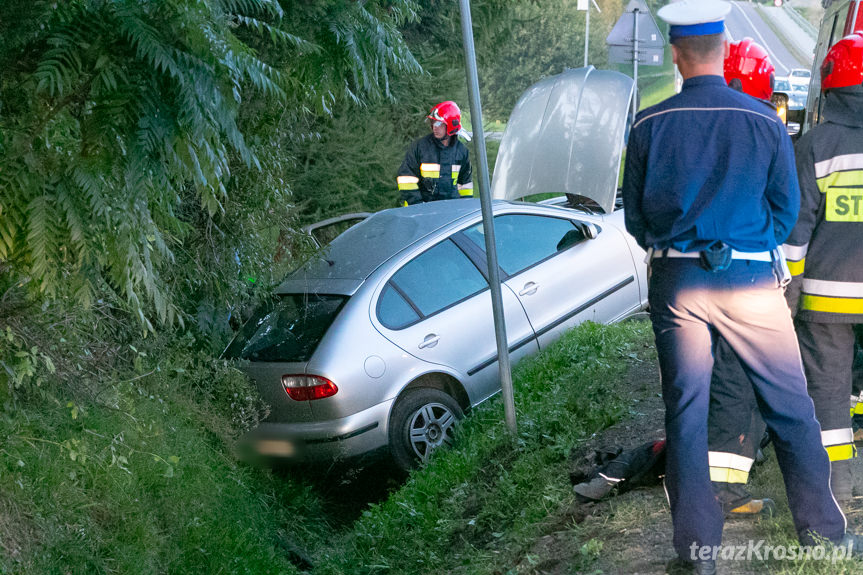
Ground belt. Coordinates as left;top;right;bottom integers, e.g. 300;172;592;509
646;247;774;263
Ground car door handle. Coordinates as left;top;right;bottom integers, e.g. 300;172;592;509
519;282;539;296
418;334;440;349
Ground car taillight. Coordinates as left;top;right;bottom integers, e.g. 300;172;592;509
281;375;338;401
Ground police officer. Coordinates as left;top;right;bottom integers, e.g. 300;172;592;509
396;101;473;206
783;33;863;503
622;2;854;572
707;38;777;519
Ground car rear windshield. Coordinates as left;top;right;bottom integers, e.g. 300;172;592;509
223;294;347;362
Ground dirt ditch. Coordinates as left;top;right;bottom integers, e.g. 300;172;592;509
510;358;863;575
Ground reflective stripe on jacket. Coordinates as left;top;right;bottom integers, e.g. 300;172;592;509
397;133;472;205
784;87;863;322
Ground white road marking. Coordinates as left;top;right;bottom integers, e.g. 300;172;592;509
731;1;790;74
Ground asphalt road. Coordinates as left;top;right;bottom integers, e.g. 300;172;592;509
725;1;808;76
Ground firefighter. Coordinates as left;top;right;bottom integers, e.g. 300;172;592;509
622;2;854;572
706;37;777;519
396;101;473;206
783;32;863;503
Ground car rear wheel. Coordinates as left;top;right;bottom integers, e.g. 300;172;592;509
389;388;464;471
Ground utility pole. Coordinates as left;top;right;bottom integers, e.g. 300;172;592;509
579;0;601;68
584;2;590;67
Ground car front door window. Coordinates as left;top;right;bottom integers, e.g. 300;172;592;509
463;214;582;275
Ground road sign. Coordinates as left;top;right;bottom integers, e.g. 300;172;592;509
608;45;664;66
606;0;665;53
577;0;588;11
606;0;665;117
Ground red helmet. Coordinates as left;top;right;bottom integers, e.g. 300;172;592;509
821;33;863;91
427;101;463;137
724;38;775;100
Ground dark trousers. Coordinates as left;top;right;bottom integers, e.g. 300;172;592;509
796;320;858;461
648;258;845;555
708;338;765;484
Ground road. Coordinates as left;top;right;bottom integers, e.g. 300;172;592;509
724;1;809;76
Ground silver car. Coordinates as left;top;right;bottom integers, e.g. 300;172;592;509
227;67;648;470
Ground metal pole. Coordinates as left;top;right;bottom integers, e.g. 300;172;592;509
632;8;640;118
458;0;517;435
584;3;590;67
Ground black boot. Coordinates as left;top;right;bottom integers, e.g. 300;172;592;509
713;481;775;517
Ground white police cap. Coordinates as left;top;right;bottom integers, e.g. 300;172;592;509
657;0;731;40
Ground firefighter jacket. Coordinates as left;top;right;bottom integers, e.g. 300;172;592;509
784;86;863;323
396;133;473;205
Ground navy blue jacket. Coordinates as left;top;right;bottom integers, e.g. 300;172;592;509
622;75;799;253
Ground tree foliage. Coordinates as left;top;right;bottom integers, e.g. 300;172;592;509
0;0;639;343
0;0;423;332
478;0;627;121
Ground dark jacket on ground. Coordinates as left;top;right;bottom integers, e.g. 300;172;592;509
396;133;473;205
784;86;863;322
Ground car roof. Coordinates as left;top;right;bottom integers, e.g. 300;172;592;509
276;200;483;292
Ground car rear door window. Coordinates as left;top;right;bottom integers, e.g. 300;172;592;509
463;214;580;275
381;239;487;327
377;284;420;329
223;294;346;362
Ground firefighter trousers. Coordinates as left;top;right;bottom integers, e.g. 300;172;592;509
707;337;766;489
796;320;858;462
648;258;845;556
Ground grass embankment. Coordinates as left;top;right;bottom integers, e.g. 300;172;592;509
0;318;654;574
754;4;814;68
8;317;858;574
313;320;656;574
0;342;328;574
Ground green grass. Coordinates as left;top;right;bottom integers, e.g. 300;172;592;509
0;353;328;575
634;43;677;111
313;320;656;575
0;318;656;575
9;316;859;574
638;71;676;110
741;447;860;574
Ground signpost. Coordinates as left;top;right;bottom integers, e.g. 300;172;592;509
458;0;517;436
606;0;665;116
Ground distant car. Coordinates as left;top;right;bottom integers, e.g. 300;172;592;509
775;77;806;110
788;68;811;90
226;68;648;470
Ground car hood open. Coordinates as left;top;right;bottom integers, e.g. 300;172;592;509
490;66;635;215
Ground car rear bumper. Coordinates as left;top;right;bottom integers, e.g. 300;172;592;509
236;398;394;463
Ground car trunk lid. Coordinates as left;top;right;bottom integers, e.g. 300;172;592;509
223;293;348;422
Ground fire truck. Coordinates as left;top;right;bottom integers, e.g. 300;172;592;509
798;0;863;133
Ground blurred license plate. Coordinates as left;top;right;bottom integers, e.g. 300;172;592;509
256;439;295;456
